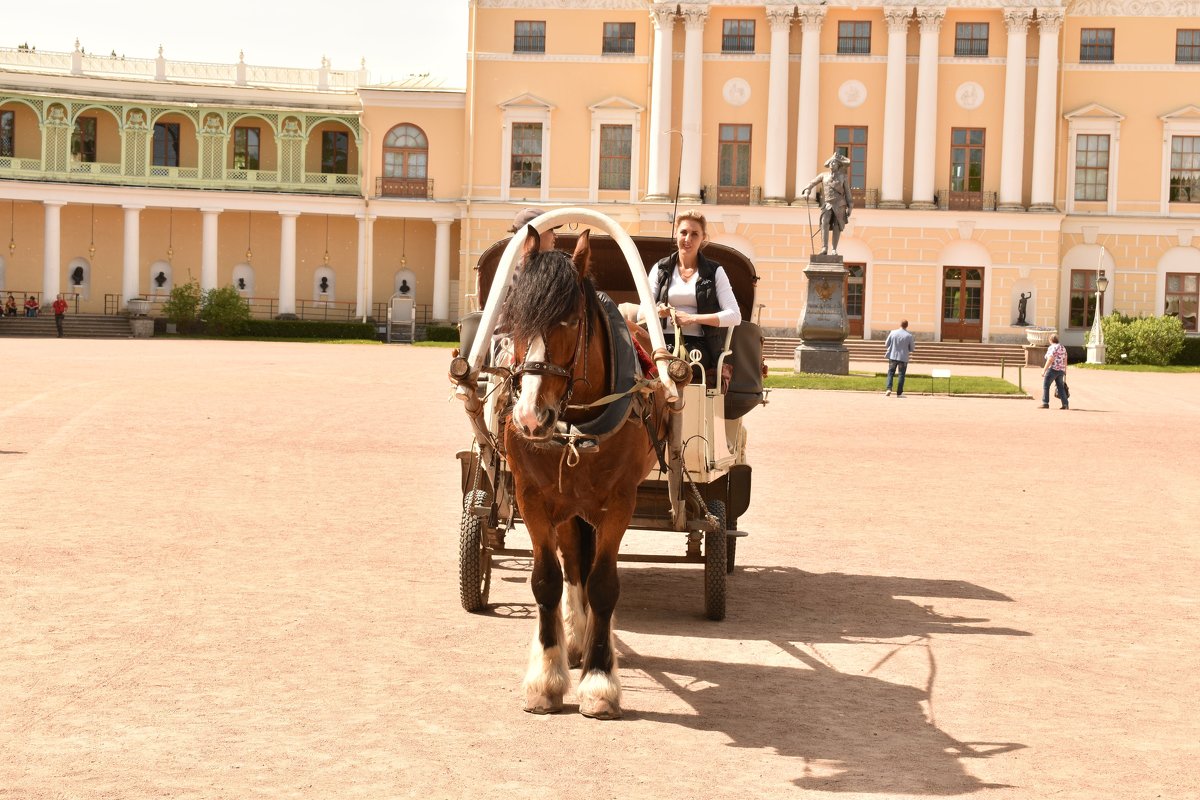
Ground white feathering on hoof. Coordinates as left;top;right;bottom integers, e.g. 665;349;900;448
577;667;622;719
561;582;588;666
524;616;570;701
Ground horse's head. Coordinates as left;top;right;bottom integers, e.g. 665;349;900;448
507;226;594;441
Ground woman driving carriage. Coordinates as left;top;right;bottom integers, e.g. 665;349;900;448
645;210;740;379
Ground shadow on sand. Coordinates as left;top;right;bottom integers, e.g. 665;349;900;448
490;560;1029;794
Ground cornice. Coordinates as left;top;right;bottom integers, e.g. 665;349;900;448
1070;0;1200;15
474;0;645;8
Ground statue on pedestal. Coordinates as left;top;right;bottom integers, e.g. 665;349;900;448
800;152;853;256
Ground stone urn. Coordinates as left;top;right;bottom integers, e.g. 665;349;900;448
1025;326;1056;347
127;298;152;316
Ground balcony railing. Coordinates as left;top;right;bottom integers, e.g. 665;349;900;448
703;185;762;206
938;189;997;212
376;177;434;199
0;158;360;195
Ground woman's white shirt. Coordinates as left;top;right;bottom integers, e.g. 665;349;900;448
647;264;741;336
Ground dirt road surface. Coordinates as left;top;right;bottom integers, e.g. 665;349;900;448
2;339;1197;799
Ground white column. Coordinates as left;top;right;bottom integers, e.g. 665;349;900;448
879;9;911;208
910;8;945;209
1030;10;1064;211
355;213;370;318
678;5;707;203
433;218;454;322
998;9;1033;211
122;205;143;305
42;201;64;303
645;4;676;201
793;7;826;201
278;211;298;316
763;7;793;204
200;208;221;291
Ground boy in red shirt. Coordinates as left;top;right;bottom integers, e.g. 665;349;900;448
51;293;68;337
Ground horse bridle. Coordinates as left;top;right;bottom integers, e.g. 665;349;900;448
510;289;591;417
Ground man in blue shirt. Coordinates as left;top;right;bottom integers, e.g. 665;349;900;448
884;319;915;397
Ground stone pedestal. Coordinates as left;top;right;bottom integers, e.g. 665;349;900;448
130;317;154;338
1023;344;1045;367
794;254;849;375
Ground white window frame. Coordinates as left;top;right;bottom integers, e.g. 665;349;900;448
1064;104;1122;215
1160;106;1200;214
588;97;643;203
499;94;555;202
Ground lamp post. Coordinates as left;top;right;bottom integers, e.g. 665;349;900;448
1086;266;1110;364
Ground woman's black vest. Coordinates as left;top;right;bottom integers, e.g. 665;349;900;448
652;250;728;354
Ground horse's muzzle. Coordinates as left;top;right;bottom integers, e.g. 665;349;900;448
516;406;558;441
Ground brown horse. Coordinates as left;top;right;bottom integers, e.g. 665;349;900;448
504;226;668;719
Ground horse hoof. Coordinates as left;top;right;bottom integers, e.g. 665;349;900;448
567;651;583;670
524;691;564;715
579;697;621;720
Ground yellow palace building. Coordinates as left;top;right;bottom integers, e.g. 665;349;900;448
2;0;1200;346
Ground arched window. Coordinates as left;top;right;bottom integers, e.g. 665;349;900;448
381;124;429;197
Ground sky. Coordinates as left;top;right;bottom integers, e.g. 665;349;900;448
5;0;470;88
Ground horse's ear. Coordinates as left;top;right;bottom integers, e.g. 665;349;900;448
572;228;592;280
521;224;541;260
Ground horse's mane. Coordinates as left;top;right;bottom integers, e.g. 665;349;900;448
506;250;598;343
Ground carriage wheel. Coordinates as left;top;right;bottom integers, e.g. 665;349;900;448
704;499;727;621
459;490;492;612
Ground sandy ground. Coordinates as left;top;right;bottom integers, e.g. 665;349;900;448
1;338;1197;800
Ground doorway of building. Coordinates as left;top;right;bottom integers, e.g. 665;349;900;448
942;266;983;341
843;263;865;338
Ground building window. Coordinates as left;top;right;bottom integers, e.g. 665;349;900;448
837;21;871;55
602;22;635;55
599;124;632;190
1165;272;1199;331
834;126;867;203
0;110;12;158
321;130;349;174
718;123;751;203
722;20;755;53
1080;28;1114;62
152;122;178;167
1170;136;1200;202
950;128;985;198
384;124;427;179
1069;270;1101;328
1074;134;1110;201
514;21;546;53
233;126;260;170
72;116;97;163
955;23;989;57
1177;30;1200;63
511;122;543;188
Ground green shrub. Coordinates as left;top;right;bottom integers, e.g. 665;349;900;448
201;285;251;336
241;319;377;339
1100;314;1185;366
424;324;459;342
162;279;202;329
1175;336;1200;366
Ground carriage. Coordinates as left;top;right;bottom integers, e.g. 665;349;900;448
451;208;768;621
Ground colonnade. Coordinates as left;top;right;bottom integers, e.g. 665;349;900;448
30;202;455;320
644;3;1064;209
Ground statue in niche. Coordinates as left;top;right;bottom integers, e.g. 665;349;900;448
237;277;246;291
319;276;330;293
154;271;167;288
1016;292;1032;326
398;279;411;295
71;266;85;286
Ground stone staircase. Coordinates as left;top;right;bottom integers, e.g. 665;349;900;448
764;337;1027;367
0;313;133;338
